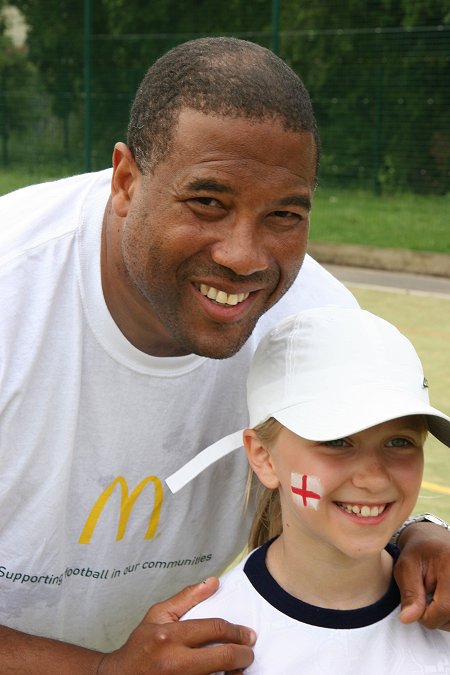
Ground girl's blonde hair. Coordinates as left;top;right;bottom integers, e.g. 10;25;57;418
246;417;284;550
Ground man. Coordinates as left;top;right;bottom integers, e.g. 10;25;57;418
0;37;449;674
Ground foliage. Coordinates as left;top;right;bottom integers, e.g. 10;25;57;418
4;1;450;192
14;0;83;117
282;0;450;194
12;0;273;166
0;8;40;164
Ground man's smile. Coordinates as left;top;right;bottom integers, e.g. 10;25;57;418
199;283;250;306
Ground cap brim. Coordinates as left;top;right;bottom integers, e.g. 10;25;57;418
273;386;450;447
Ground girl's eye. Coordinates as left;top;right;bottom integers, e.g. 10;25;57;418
323;438;349;448
386;437;412;448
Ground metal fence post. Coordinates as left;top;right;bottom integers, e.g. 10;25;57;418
272;0;280;55
84;0;92;172
373;62;383;195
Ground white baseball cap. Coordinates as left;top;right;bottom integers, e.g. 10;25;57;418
166;307;450;493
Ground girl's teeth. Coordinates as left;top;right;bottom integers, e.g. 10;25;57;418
338;503;386;517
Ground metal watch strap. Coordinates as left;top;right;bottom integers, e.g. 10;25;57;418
390;513;450;547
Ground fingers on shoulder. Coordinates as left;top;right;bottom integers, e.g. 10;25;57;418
147;620;255;674
420;595;450;630
209;617;256;646
177;616;256;648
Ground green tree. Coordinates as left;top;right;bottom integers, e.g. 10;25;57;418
9;0;450;190
0;6;39;165
280;0;450;193
15;0;273;169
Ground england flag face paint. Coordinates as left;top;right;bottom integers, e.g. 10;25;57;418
291;473;323;510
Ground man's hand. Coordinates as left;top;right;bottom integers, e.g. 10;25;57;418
394;522;450;630
0;578;255;673
98;577;256;674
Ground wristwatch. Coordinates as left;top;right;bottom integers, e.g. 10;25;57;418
391;513;450;547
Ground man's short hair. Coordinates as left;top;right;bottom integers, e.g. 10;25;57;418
127;37;320;175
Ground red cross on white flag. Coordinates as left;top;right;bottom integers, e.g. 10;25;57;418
291;473;322;510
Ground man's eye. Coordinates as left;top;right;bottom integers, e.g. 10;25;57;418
272;210;302;219
192;197;221;207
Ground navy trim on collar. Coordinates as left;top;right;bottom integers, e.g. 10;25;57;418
243;539;400;629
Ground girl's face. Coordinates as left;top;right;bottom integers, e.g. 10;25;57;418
245;416;425;560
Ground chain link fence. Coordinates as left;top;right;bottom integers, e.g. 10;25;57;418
1;6;449;195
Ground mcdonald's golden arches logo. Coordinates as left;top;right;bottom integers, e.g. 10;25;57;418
79;475;163;544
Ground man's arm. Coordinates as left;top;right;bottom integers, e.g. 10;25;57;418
0;578;255;674
0;626;103;674
393;518;450;630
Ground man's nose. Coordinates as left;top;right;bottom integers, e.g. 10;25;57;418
210;219;270;276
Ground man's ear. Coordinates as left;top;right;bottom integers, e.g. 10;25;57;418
111;142;141;218
243;429;280;489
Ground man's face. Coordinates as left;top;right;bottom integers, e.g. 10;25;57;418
114;109;317;358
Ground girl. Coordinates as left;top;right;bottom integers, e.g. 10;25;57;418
167;307;450;674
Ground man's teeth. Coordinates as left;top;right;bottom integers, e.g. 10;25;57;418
200;284;250;306
337;503;387;517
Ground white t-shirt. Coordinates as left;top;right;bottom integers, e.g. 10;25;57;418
184;541;450;674
0;170;358;651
